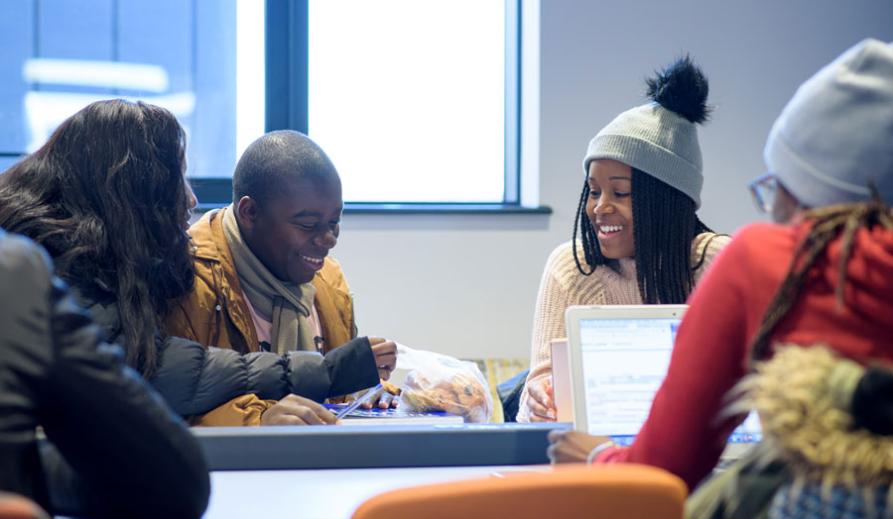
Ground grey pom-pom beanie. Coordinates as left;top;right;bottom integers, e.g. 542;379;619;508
582;57;709;208
765;38;893;207
583;103;703;208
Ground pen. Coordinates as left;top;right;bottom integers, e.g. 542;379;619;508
335;383;384;420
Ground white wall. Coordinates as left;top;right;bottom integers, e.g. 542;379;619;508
332;0;893;362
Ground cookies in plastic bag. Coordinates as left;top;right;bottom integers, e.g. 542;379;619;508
396;345;493;423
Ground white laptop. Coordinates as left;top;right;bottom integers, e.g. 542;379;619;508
562;305;761;457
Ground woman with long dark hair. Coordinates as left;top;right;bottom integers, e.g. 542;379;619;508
518;57;729;422
0;99;195;378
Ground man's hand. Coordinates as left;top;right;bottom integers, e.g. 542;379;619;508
526;376;556;422
361;380;401;410
369;337;397;380
546;430;612;464
260;394;337;426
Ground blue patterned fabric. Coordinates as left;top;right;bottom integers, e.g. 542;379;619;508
769;482;892;519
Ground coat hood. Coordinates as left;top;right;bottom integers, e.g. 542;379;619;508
815;223;893;325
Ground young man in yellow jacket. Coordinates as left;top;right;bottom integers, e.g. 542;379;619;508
166;130;397;426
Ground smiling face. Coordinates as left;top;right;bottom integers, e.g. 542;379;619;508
237;174;343;284
586;159;635;259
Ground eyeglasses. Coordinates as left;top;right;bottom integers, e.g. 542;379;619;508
748;173;778;213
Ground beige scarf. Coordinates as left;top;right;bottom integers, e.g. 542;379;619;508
222;206;318;354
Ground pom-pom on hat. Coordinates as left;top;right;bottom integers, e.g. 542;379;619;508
764;39;893;207
583;56;711;208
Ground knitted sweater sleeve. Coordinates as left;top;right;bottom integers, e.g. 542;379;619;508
517;243;607;422
692;232;732;283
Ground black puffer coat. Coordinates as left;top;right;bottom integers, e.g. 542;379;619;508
0;232;210;518
82;299;380;417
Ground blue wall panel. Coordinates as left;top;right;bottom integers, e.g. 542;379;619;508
39;0;113;59
0;0;33;152
1;0;239;179
192;0;236;178
38;0;114;95
117;0;192;94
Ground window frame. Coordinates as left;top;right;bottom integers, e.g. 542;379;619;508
196;0;549;214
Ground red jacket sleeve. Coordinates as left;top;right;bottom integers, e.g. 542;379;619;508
597;229;758;489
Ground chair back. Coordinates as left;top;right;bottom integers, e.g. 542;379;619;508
352;464;686;519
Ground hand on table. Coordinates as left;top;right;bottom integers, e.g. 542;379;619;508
261;394;336;426
526;376;557;422
359;380;401;410
369;337;397;380
546;430;612;464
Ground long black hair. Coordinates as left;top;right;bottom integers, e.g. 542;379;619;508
0;99;194;378
573;170;712;304
572;56;714;304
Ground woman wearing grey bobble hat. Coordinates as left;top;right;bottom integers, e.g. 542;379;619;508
517;56;729;423
549;38;893;511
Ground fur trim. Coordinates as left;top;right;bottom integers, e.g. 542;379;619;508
726;345;893;514
646;56;711;124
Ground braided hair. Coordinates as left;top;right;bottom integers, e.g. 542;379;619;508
748;196;893;369
572;170;712;304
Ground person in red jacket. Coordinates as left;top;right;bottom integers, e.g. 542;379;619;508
548;38;893;491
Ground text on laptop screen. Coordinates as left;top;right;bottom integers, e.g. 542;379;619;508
578;317;761;444
579;317;678;436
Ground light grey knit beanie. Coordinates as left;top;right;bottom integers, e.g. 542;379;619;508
764;39;893;207
583;57;710;208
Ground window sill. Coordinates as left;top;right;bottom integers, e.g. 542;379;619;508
343;203;552;215
194;202;552;215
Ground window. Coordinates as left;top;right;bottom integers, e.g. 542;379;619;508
269;0;530;211
0;0;256;182
307;1;509;204
0;0;539;212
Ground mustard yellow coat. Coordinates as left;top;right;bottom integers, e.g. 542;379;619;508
164;207;356;425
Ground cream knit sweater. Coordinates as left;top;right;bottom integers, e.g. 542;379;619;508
516;232;731;423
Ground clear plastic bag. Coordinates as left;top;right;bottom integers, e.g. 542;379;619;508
395;344;493;423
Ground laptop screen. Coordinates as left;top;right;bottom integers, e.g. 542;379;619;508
577;315;761;446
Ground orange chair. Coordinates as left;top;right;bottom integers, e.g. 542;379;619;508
0;493;49;519
352;464;687;519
